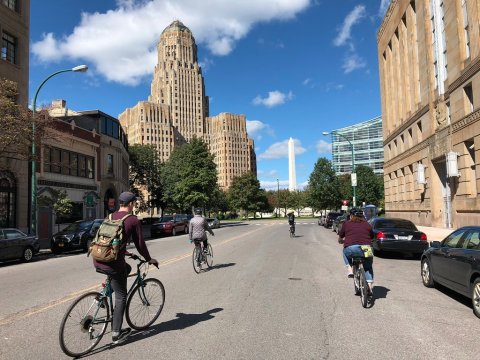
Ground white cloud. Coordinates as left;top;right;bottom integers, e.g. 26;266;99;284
316;139;331;154
260;180;289;190
379;0;390;18
333;5;366;47
302;78;312;85
31;0;310;85
253;90;294;108
246;120;274;140
257;169;279;177
342;53;366;73
258;138;306;160
325;82;344;92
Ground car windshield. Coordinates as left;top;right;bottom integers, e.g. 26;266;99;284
159;216;174;222
375;219;417;231
207;218;214;222
63;221;93;232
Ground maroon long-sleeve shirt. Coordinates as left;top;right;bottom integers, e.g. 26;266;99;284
93;211;152;272
338;220;374;248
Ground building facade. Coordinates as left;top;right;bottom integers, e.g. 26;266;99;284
331;116;384;175
378;0;480;228
119;20;256;190
0;0;30;232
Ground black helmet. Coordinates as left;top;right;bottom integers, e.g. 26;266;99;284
350;208;364;217
194;208;202;215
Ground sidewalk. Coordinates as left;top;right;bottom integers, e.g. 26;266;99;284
417;226;454;242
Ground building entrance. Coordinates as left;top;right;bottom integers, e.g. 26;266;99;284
433;160;452;228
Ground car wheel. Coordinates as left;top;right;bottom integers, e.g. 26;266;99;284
421;258;434;288
472;278;480;319
51;246;61;255
172;228;177;236
22;247;34;262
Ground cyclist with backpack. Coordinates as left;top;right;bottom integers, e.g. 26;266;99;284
287;211;295;235
90;191;159;344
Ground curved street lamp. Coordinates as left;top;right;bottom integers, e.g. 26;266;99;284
323;130;356;207
30;65;88;235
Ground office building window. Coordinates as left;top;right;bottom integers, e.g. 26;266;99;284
2;0;17;11
464;84;474;113
462;0;470;59
107;154;114;174
1;32;16;64
43;146;94;179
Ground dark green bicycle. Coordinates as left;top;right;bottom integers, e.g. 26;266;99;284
59;254;165;357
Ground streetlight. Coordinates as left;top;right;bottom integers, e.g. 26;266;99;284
323;130;356;207
30;65;88;235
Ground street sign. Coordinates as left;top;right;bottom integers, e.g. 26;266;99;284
342;200;349;206
341;205;348;211
351;173;357;187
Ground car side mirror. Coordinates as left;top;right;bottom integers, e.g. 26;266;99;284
430;241;441;248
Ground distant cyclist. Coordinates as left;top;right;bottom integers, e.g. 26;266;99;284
338;208;374;293
189;208;214;252
287;211;295;234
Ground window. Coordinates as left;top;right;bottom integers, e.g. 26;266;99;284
107;154;113;174
61;150;70;175
2;0;17;12
463;231;480;250
462;0;470;59
1;32;16;64
464;83;474;113
443;229;468;248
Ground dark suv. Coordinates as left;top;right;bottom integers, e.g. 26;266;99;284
151;214;189;237
324;212;342;229
51;219;103;254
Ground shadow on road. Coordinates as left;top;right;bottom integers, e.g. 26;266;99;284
372;286;390;300
434;283;472;310
205;262;236;271
374;251;421;261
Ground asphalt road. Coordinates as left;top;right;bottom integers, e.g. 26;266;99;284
0;221;478;360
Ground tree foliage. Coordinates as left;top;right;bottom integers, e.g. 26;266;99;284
227;172;264;217
162;137;218;212
0;78;53;163
128;144;164;212
307;158;340;212
38;189;73;230
354;165;384;206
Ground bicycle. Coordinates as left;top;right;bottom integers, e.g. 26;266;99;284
59;254;165;357
351;255;374;308
289;223;295;238
192;240;213;273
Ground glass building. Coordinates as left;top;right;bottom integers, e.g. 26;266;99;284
331;116;384;175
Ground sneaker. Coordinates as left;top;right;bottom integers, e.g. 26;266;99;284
112;328;131;344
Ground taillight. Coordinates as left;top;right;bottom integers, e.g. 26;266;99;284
376;231;385;239
420;233;427;241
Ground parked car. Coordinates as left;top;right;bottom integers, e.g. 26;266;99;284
51;219;104;254
140;216;160;226
207;217;220;229
369;217;428;256
324;212;342;228
421;226;480;318
151;214;189;237
332;213;349;234
0;228;40;262
318;215;326;226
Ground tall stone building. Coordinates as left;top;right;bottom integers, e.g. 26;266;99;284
378;0;480;228
0;0;30;231
120;20;256;189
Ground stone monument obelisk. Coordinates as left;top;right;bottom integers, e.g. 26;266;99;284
288;137;297;191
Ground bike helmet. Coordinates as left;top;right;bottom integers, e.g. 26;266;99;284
350;208;364;218
194;208;202;215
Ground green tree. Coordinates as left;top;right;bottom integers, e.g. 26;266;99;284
38;189;73;231
355;165;384;206
129;144;164;213
227;172;263;218
251;189;272;218
162;137;218;212
290;190;308;216
307;158;340;213
277;189;292;216
206;188;229;215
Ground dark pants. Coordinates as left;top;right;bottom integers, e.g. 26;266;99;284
101;263;131;333
194;239;208;250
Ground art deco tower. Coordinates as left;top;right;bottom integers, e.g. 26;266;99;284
149;20;209;140
120;20;256;190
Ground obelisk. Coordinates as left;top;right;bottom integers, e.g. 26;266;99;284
288;137;297;191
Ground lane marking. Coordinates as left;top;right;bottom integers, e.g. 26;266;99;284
0;225;269;326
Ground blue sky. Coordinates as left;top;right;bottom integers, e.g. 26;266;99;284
30;0;390;190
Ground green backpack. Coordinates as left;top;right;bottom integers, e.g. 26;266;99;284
88;214;131;262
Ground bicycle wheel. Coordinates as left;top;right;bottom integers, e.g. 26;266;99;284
126;278;165;330
205;244;213;268
359;268;369;308
192;246;202;273
59;291;109;358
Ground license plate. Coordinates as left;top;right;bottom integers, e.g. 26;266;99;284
58;243;64;247
398;236;409;240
